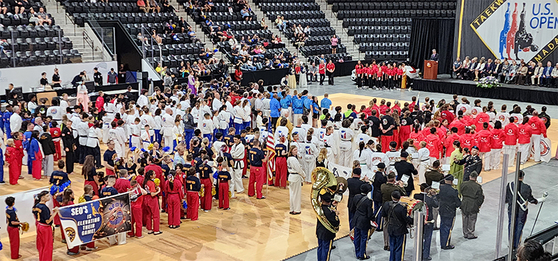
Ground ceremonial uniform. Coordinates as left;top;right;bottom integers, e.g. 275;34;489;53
382;200;412;261
287;155;305;213
338;127;354;168
316;204;339;261
129;185;144;237
350;193;374;259
347;176;366;230
231;142;245;196
248;147;266;199
166;178;184;226
438;182;461;249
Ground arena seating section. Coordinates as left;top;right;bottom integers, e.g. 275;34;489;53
330;0;456;62
62;0;212;73
0;1;81;68
257;0;352;63
180;0;292;68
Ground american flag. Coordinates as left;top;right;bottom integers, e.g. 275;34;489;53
266;120;276;181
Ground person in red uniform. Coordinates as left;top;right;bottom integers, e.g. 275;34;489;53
318;61;326;85
199;156;213;211
326;60;335;85
5;139;20;185
96;91;105;113
474;109;491;131
475;122;493;171
444;127;460;160
274;137;288;188
425;128;443;160
143;170;162;235
114;169;131;192
440;105;455;126
379;109;395;152
128;179;146;238
33;190;59;261
248;140;267;199
528;111;547;162
185;168;201;220
49;122;62;161
5;196;22;259
517;117;532;164
448;115;466;135
355;61;364;88
399;111;412;143
503;117;519;166
144;156;163;182
82;155;99;196
166;170;184;228
218;162;232;209
460;127;476;150
489;121;506;170
13;132;24;179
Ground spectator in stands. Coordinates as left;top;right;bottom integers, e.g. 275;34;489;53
276;16;286;31
230;46;239;64
240;7;251;21
516;61;529;85
260;18;268;30
0;0;8;14
137;0;151;13
233;65;242;82
35;7;51;26
14;0;29;15
551;63;558;87
149;0;160;12
151;30;163;45
330;35;339;54
161;0;174;13
505;60;518;84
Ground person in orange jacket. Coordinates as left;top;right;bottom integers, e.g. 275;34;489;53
475;122;493;171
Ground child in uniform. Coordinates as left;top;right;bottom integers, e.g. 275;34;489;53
5;196;22;259
185;168;201;220
218;161;232;209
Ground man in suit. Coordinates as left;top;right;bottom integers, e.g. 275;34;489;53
394;151;418;196
430;49;439;62
541;61;553;86
350;184;375;260
414;183;439;261
438;174;461;250
383;191;413;261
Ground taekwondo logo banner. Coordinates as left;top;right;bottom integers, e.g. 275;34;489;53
58;193;131;249
471;0;558;62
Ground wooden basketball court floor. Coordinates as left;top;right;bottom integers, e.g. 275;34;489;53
0;93;553;261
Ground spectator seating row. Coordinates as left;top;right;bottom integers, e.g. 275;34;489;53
266;10;324;20
0;0;46;16
0;12;55;27
259;2;320;12
354;34;411;44
1;25;63;39
281;18;330;28
126;25;196;44
71;12;177;27
337;9;456;19
1;49;81;67
300;45;345;56
210;21;262;31
358;42;409;52
343;17;411;27
363;50;409;62
307;53;352;64
332;1;457;12
255;0;313;3
64;2;142;14
347;25;411;36
7;36;73;51
142;43;205;57
329;0;453;3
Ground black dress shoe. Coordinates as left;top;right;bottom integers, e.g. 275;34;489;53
468;236;478;239
384;246;390;251
358;255;370;260
442;245;455;250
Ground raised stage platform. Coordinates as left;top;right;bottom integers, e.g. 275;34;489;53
412;75;558;105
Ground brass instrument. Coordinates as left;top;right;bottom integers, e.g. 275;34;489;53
311;167;348;234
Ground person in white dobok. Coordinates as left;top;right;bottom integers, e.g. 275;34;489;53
417;141;431;184
338;119;354;168
323;126;338;165
230;135;245;196
353;141;373;180
301;134;318;183
287;145;305;215
161;108;174;149
275;117;290;145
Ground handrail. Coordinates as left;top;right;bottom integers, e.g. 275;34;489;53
84;20;116;59
65;11;77;36
83;30;94;60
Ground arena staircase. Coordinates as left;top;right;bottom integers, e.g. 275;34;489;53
43;0;109;62
317;0;359;61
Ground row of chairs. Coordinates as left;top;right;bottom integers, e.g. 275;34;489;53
266;10;324;20
300;44;346;56
280;18;331;28
363;51;409;62
328;0;455;3
332;1;457;12
63;2;143;14
298;35;336;47
337;9;456;19
0;12;55;27
72;12;177;27
0;25;63;39
347;26;411;36
7;37;73;51
358;42;410;52
259;2;320;12
141;43;206;56
255;0;314;3
354;34;411;44
229;29;273;42
202;12;257;22
342;18;410;27
307;53;352;64
146;55;219;69
0;49;81;68
209;21;263;31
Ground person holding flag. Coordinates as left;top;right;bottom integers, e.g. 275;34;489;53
266;120;276;186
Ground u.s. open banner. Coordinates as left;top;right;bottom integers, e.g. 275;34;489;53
455;0;558;63
58;193;131;248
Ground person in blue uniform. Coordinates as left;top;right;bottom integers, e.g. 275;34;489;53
316;192;339;261
3;105;13;139
350;184;375;260
100;176;118;198
383;190;413;261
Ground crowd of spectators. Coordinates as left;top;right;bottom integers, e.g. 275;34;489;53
136;0;175;13
452;57;558;87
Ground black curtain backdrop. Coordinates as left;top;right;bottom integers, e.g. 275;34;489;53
409;19;455;75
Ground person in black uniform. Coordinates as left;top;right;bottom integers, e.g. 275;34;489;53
347;168;367;231
61;119;76;174
367;110;381;141
394;151;417;196
93;67;103;86
506;170;545;249
372;163;387;229
438;174;461;250
248;140;266;199
454;145;483;181
350;183;374;260
5;196;23;259
382;190;412;261
33;191;59;261
316;193;339;261
414;183;439;260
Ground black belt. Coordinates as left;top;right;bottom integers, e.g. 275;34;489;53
251;165;262;167
421;159;429;162
80;135;87;137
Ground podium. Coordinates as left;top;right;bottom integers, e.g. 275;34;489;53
423;60;438;80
